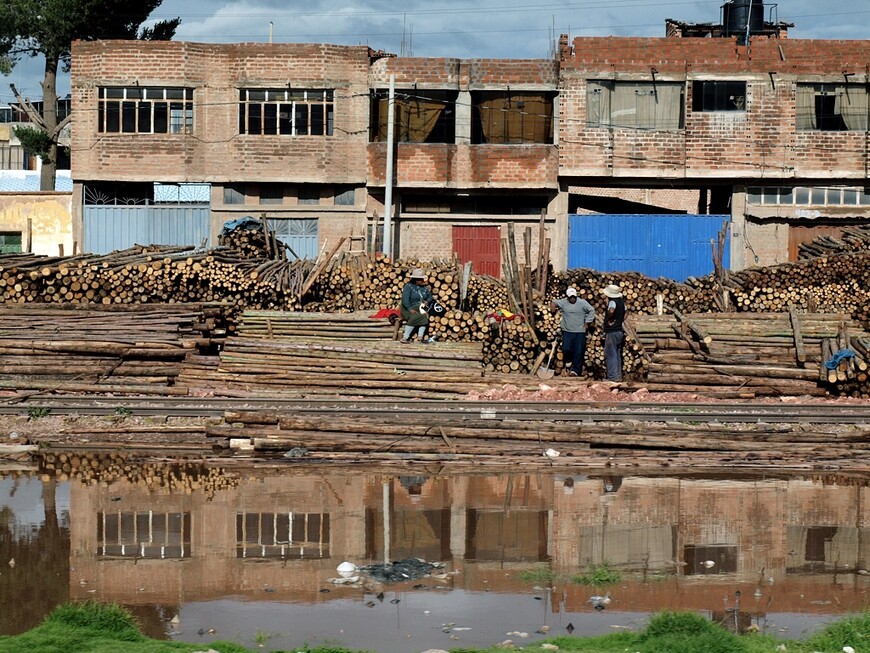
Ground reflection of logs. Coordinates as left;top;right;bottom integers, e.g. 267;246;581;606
39;452;239;499
212;411;870;468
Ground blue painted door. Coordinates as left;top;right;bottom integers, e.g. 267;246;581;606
83;205;210;254
568;214;730;280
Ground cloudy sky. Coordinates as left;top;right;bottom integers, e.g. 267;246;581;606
2;0;869;105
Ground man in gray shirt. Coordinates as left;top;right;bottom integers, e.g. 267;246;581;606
549;287;596;377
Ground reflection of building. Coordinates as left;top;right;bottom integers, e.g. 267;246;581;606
68;467;870;614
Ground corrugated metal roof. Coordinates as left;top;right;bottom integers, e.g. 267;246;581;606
0;171;72;193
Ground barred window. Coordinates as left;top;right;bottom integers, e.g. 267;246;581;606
239;89;334;136
97;511;191;558
236;511;330;559
98;87;193;134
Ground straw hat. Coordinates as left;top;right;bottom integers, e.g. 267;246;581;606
409;268;426;280
602;284;623;298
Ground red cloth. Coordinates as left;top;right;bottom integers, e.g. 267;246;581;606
369;308;400;319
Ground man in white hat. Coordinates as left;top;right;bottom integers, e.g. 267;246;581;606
400;268;435;343
601;284;626;381
549;287;596;377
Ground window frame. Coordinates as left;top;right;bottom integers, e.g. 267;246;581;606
238;88;334;136
470;91;555;144
796;83;870;132
586;80;685;130
691;80;747;112
97;87;193;134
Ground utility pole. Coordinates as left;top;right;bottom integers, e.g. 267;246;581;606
383;74;396;258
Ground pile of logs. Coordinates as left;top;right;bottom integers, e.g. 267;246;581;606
217;216;286;261
725;251;870;322
178;309;569;398
209;409;870;469
0;304;226;396
4;219;870;391
0;246;297;310
629;310;870;398
798;225;870;259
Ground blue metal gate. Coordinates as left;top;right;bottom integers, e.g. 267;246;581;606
83;205;210;254
268;218;319;260
568;214;730;280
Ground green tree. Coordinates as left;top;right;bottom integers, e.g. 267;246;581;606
0;0;180;190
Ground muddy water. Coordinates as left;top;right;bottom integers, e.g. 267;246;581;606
1;459;868;652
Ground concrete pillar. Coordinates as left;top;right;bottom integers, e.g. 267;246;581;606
550;181;570;271
450;475;469;560
730;186;747;270
455;90;471;145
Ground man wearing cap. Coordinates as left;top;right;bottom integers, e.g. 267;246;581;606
400;268;435;343
549;287;596;377
602;284;626;381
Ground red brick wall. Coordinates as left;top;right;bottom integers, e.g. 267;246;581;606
71;41;370;184
368;143;557;187
559;36;870;180
369;58;559;87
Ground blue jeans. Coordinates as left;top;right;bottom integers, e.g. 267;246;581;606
604;330;624;381
562;331;587;375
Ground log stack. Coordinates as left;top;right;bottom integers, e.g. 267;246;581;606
798;224;870;259
0;303;226;396
630;311;870;398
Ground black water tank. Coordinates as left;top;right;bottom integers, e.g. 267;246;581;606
723;0;764;42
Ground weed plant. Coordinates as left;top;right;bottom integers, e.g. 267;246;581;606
572;562;622;585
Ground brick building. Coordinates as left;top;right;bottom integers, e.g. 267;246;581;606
69;12;870;278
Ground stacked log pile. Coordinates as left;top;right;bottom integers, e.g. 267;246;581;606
209;410;870;470
629;311;870;398
0;304;226;396
798;225;870;259
0;246;301;311
177;318;570;399
725;251;870;321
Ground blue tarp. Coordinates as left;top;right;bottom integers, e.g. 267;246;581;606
220;216;262;236
824;348;855;370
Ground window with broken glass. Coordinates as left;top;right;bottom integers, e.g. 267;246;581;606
369;90;456;143
98;87;193;134
470;92;555;144
796;83;869;131
239;89;334;136
691;81;746;112
586;81;684;130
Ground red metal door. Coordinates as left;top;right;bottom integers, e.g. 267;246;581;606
452;226;501;277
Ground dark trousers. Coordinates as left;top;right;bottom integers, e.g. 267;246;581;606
604;330;624;381
562;331;587;375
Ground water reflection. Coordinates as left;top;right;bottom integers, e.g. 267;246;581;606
1;456;868;652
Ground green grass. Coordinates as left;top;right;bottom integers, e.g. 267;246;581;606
27;406;51;419
0;602;249;653
806;611;870;652
572;562;622;586
518;563;559;583
0;602;866;653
